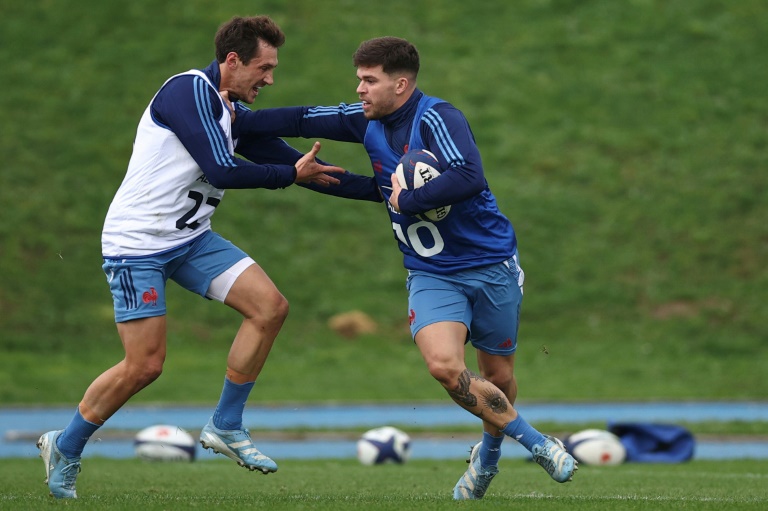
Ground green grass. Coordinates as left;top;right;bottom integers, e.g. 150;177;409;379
1;0;767;405
3;458;767;510
2;3;764;508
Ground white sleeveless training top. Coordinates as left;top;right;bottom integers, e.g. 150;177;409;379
101;69;232;257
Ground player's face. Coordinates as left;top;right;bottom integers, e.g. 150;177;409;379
224;41;278;104
356;66;403;120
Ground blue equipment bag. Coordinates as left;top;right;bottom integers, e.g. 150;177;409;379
608;422;695;462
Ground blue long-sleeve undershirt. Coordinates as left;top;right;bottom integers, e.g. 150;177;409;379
234;90;489;216
233;131;382;202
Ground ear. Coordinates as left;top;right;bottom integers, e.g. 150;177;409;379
395;76;410;95
225;52;239;69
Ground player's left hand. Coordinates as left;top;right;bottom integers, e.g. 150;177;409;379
389;173;402;212
220;90;236;122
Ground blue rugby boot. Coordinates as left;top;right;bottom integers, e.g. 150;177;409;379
37;430;81;499
453;442;499;500
532;435;578;483
199;418;277;474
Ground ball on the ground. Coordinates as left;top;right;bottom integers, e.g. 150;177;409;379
564;428;626;466
134;424;196;462
356;426;412;465
394;149;451;222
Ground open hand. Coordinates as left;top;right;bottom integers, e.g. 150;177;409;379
294;142;345;186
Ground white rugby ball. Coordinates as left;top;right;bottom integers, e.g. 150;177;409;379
356;426;412;465
394;149;451;222
134;424;196;462
564;429;626;466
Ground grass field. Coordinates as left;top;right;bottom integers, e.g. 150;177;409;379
2;0;767;406
2;2;765;507
3;458;767;510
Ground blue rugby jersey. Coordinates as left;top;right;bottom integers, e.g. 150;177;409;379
236;90;516;274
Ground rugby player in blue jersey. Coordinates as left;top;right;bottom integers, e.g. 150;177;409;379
36;16;382;499
235;36;577;499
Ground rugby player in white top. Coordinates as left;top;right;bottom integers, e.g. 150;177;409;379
36;15;381;499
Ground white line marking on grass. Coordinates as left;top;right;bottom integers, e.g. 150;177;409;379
605;468;768;480
510;492;767;504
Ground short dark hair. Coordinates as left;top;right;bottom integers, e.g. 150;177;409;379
214;16;286;64
353;37;420;78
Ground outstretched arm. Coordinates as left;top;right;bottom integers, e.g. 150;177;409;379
228;98;379;200
235;134;381;202
233;103;369;143
297;174;382;202
153;75;301;189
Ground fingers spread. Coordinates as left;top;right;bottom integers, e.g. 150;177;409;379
308;141;322;157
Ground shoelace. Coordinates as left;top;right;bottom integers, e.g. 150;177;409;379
230;428;252;441
534;451;556;471
60;462;81;490
473;470;497;498
226;429;269;458
537;443;570;472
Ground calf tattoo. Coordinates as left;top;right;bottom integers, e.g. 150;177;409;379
481;387;508;414
447;369;509;417
448;369;478;408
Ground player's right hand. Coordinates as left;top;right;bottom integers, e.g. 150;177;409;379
220;90;236;122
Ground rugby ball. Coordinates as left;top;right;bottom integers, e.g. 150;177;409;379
356;426;412;465
394;149;451;222
134;424;196;462
564;429;626;466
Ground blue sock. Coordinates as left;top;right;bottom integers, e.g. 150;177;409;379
56;407;101;460
502;414;547;452
479;431;504;467
212;378;254;430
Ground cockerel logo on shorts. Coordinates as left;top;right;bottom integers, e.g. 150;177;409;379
408;309;416;325
142;287;159;306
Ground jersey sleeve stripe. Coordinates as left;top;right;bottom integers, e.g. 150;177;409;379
304;103;364;118
193;77;235;168
422;109;465;165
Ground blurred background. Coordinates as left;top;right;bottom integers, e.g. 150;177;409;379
0;0;766;410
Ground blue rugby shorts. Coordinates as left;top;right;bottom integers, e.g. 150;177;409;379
405;253;524;355
102;230;249;322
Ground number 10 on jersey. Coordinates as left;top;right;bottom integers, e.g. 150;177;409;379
392;220;444;258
